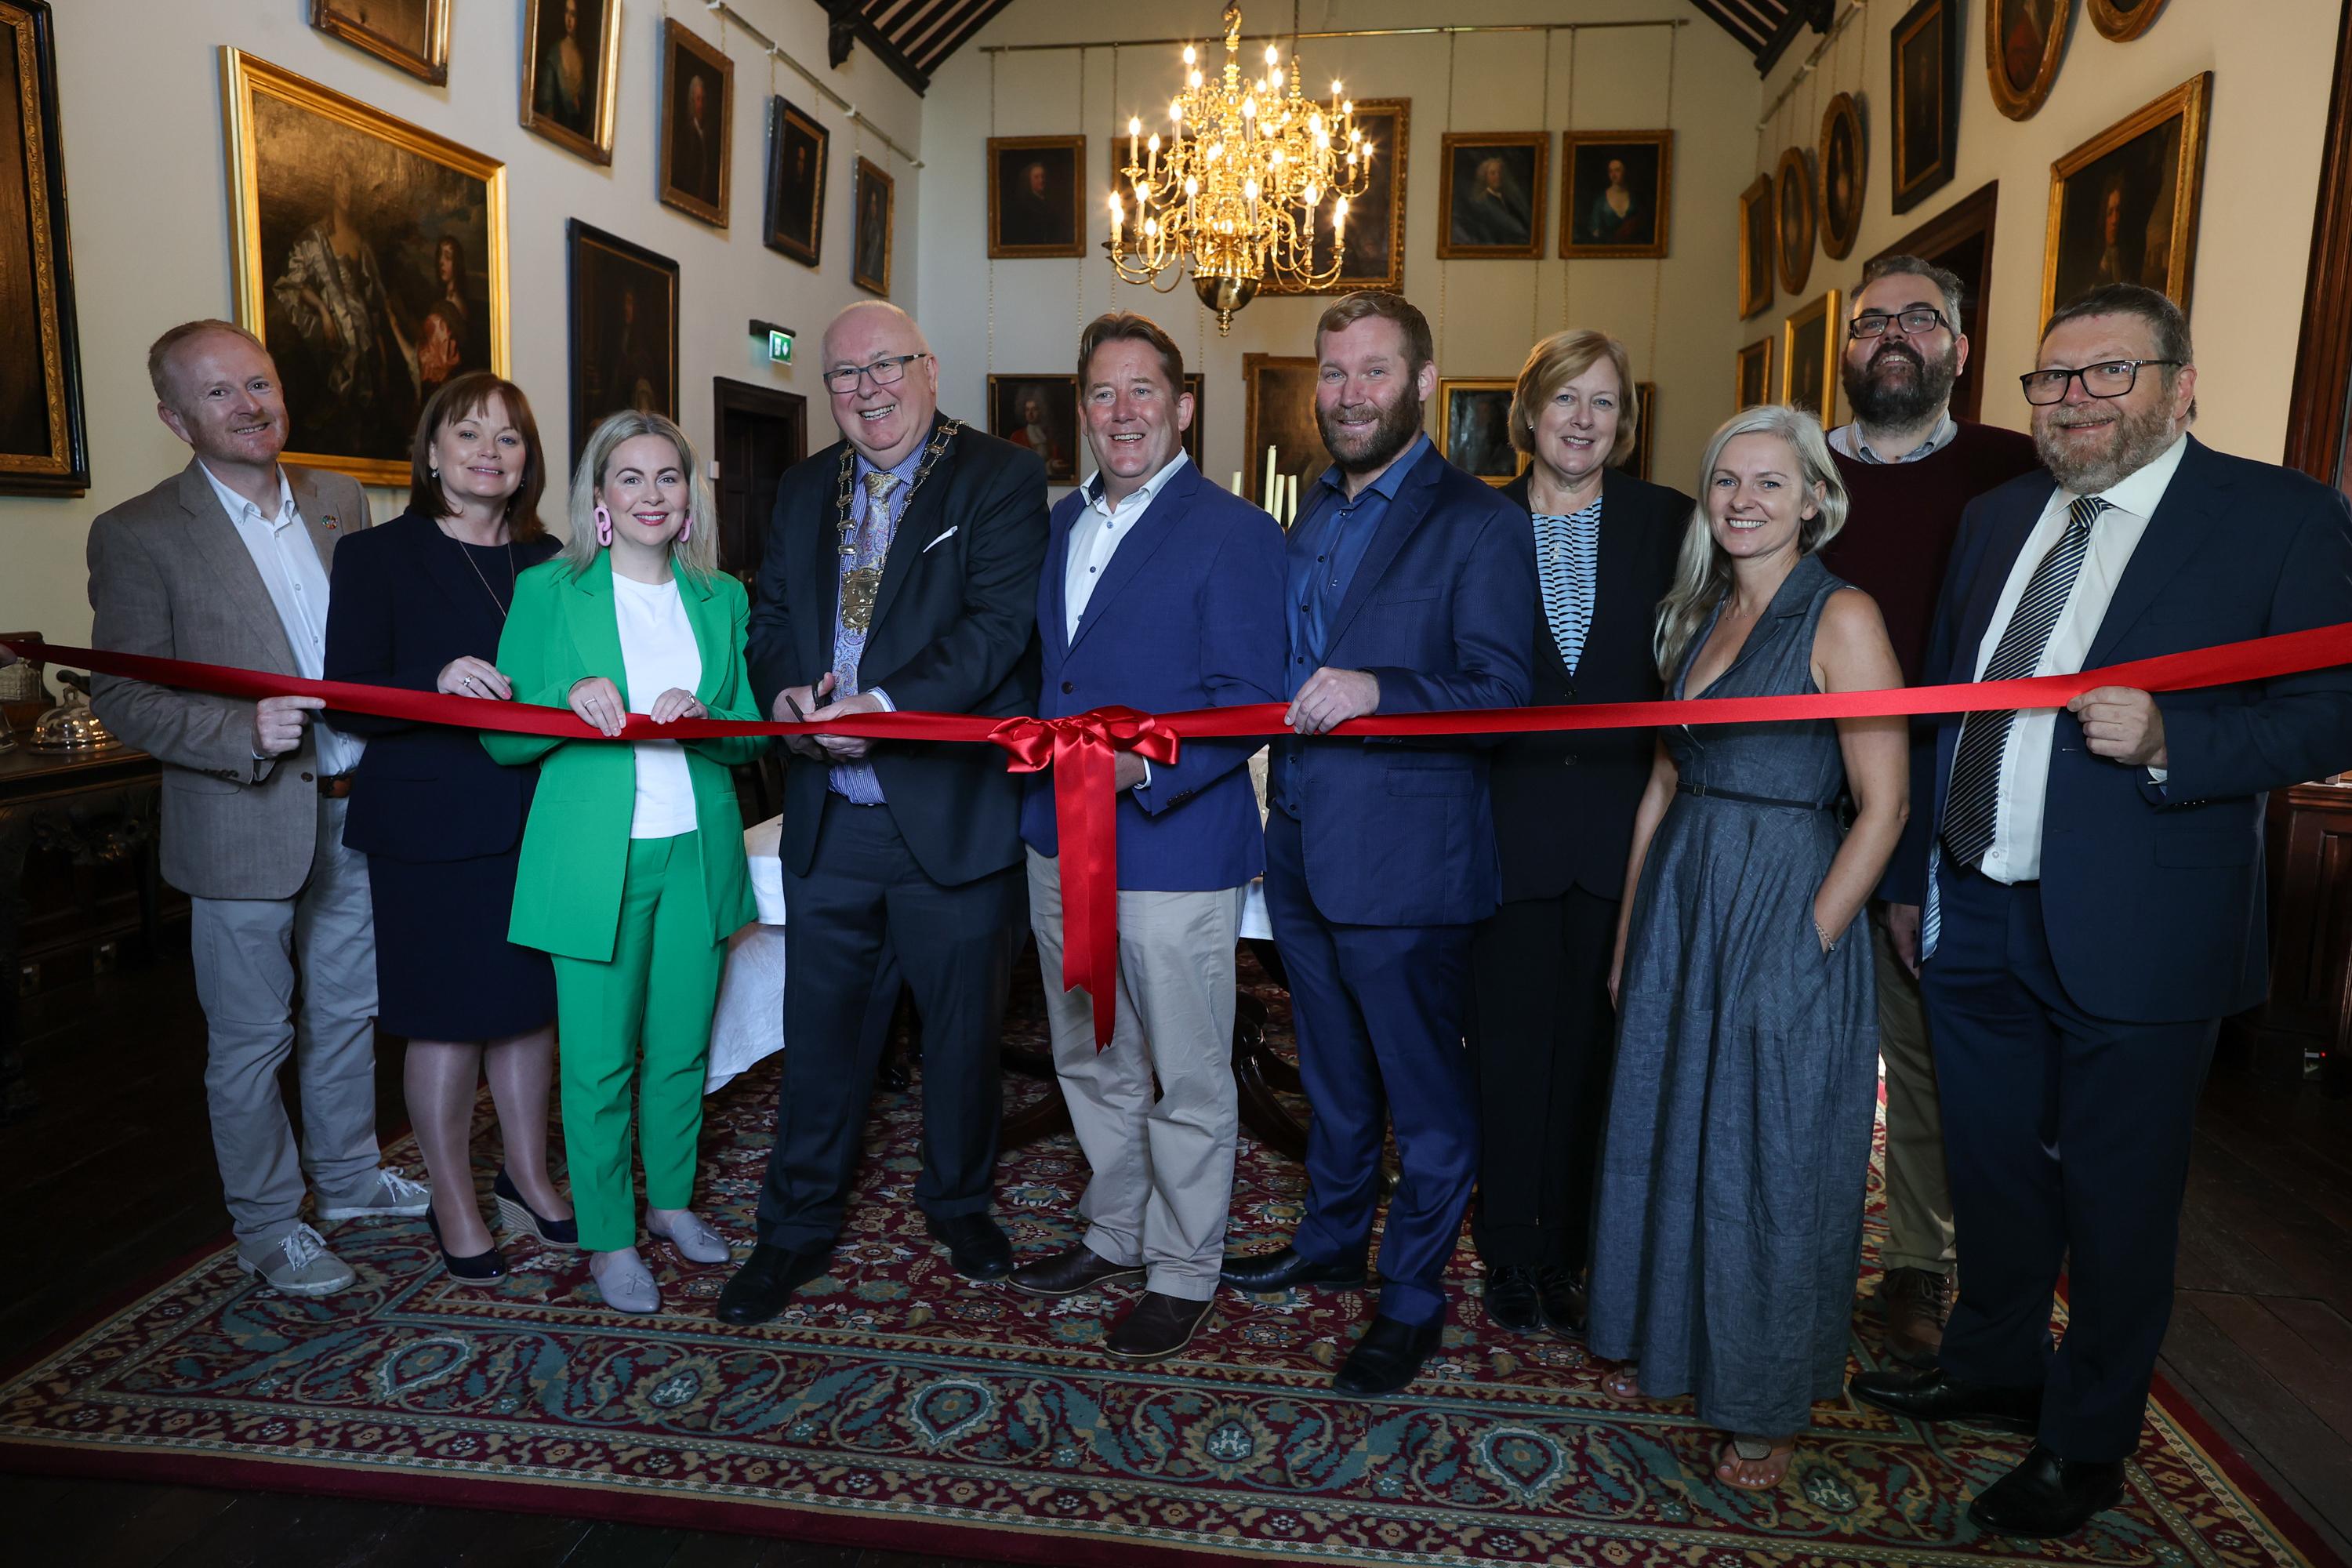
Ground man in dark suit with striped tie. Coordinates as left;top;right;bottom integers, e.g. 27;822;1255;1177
1849;285;2352;1537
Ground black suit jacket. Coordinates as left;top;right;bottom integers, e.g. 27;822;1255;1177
1489;467;1690;902
746;413;1051;885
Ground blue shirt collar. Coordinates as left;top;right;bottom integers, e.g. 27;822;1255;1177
1315;430;1430;506
853;439;927;485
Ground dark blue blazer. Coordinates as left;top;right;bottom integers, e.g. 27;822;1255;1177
1913;436;2352;1022
1021;461;1288;891
1280;441;1538;927
323;510;560;863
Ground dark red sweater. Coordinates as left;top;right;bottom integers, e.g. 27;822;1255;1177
1822;421;2044;684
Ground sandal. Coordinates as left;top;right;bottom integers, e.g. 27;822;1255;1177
1601;1363;1645;1399
1715;1433;1795;1492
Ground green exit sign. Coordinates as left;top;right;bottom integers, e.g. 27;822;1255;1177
768;329;793;363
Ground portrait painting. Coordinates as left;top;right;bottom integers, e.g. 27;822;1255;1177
988;375;1081;485
1891;0;1957;214
1181;372;1205;466
1268;98;1409;296
1560;131;1671;260
2043;74;2210;321
222;49;506;486
853;156;895;296
2089;0;2167;43
1736;336;1774;412
565;220;677;466
763;97;826;267
1615;383;1657;482
0;1;87;495
989;135;1084;259
1737;173;1775;319
308;0;448;86
520;0;619;165
1781;288;1842;426
1776;147;1816;296
1436;379;1523;486
1438;132;1547;260
659;18;731;227
1987;0;2068;121
1876;180;1998;421
1819;94;1865;260
1242;354;1323;511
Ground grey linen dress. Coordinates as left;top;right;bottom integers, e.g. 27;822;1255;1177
1586;553;1878;1436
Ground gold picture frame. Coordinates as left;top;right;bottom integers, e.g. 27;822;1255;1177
989;134;1086;259
1891;0;1958;215
1436;131;1548;261
659;16;732;228
2088;0;2168;43
1775;146;1816;296
1241;353;1321;512
1781;288;1842;426
308;0;448;86
1987;0;2068;122
1619;383;1657;482
1435;378;1524;486
1819;93;1866;261
1736;336;1775;411
853;155;895;297
1560;129;1672;260
2042;73;2211;321
987;374;1083;484
1;0;89;495
220;48;509;488
1737;172;1776;320
1265;98;1410;296
521;0;621;166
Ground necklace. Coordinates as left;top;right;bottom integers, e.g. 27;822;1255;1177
832;419;959;633
442;517;517;621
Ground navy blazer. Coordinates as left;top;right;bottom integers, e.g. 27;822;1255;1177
1279;441;1538;927
1914;435;2352;1022
1022;461;1288;891
322;510;561;863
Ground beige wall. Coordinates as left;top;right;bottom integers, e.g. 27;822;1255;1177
0;0;922;645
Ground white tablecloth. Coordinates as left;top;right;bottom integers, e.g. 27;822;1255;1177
706;816;788;1093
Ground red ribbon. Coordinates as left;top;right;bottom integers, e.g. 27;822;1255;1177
13;619;2351;1047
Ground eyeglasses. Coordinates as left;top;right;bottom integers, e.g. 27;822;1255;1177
2017;358;2182;405
1849;307;1950;339
822;352;930;395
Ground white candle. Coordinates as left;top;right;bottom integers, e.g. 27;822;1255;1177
1231;470;1244;495
1263;445;1278;509
1286;473;1299;524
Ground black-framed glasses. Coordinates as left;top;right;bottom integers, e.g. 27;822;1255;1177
1849;307;1951;339
2018;358;2182;405
822;352;930;395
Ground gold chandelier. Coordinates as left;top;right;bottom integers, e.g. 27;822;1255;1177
1106;2;1374;333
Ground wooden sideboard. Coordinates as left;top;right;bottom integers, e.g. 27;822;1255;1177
2229;779;2352;1087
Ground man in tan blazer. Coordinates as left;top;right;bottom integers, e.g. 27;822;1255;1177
88;319;423;1297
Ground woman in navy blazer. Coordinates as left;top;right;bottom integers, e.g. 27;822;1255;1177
324;372;575;1283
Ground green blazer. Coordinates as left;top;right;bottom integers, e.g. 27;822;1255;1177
484;552;767;961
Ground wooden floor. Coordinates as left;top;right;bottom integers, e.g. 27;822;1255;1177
3;946;2349;1565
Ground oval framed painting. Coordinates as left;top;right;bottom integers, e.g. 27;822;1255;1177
2088;0;2166;42
1775;145;1816;296
1987;0;2068;121
1818;93;1866;260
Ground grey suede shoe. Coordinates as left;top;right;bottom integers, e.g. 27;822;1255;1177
236;1223;357;1297
646;1207;732;1265
590;1248;661;1313
317;1167;431;1221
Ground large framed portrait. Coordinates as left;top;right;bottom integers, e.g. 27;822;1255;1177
566;220;677;466
521;0;619;165
988;375;1080;485
1436;379;1523;486
1819;94;1866;260
1737;173;1775;319
1438;132;1547;260
1781;288;1842;426
1891;0;1958;215
1987;0;2068;122
221;49;507;487
2089;0;2167;43
2042;74;2210;321
308;0;448;86
1876;180;1999;422
989;135;1084;259
853;156;895;296
1616;383;1657;483
0;1;87;495
1242;353;1322;513
1267;98;1409;296
764;97;826;267
1775;147;1816;296
1560;130;1671;259
1736;336;1775;411
1181;372;1204;466
659;18;731;228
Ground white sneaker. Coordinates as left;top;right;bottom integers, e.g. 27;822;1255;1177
318;1166;432;1221
591;1248;661;1313
647;1207;733;1265
236;1222;357;1297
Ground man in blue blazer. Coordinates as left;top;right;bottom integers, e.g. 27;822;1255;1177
1007;312;1287;1362
1221;292;1538;1395
1852;285;2352;1537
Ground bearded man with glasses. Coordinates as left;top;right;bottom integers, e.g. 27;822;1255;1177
1848;284;2352;1537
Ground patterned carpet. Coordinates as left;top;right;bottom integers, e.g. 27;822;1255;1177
0;967;2336;1568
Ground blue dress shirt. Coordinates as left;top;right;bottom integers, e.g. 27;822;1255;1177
828;443;927;803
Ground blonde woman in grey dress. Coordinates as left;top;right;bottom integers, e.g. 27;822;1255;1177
1588;405;1909;1493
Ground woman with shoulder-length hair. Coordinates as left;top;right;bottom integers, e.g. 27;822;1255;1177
1468;329;1689;1338
483;409;768;1313
325;370;574;1283
1586;404;1908;1493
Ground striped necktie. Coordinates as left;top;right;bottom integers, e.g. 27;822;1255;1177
1940;495;2109;871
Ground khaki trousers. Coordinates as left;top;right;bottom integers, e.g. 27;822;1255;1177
1027;850;1245;1301
1875;912;1957;1275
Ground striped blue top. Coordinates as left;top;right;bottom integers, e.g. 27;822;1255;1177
1532;497;1604;677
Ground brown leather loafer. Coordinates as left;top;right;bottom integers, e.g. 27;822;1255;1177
1106;1290;1216;1361
1880;1266;1955;1367
1008;1243;1146;1298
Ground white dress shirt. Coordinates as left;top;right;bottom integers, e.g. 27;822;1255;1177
199;461;363;776
612;573;703;840
1069;450;1187;641
1965;434;2187;883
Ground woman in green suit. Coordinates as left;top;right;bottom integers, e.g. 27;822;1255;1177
485;410;766;1312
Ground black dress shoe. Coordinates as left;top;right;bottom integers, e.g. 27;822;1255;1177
1483;1264;1541;1333
1334;1316;1443;1396
426;1207;507;1285
1849;1367;2041;1435
1968;1443;2127;1537
1009;1243;1146;1298
1220;1245;1369;1293
1535;1265;1588;1337
716;1243;829;1324
493;1168;579;1249
1107;1291;1218;1361
928;1212;1014;1280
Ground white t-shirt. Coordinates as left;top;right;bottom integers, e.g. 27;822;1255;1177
612;573;702;840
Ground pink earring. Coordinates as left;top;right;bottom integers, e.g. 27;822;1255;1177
593;504;612;546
